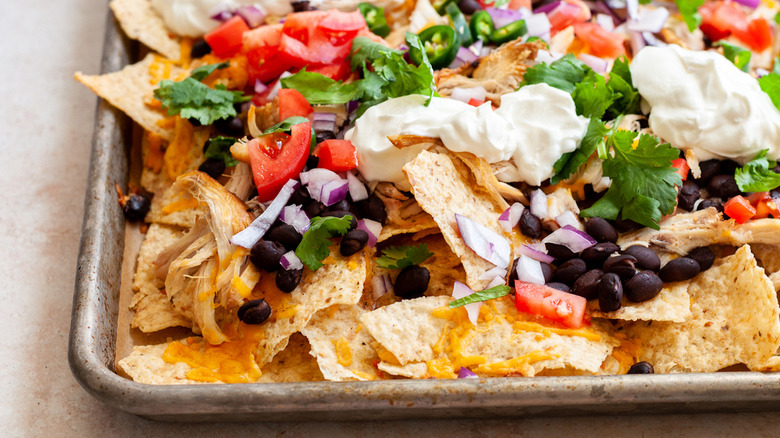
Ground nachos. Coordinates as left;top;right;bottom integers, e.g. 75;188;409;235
77;0;780;384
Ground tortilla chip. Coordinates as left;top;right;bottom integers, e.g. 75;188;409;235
257;333;324;383
752;243;780;275
625;245;780;373
361;296;618;378
301;305;380;381
588;281;691;323
130;283;192;333
117;343;204;385
770;271;780;292
132;223;185;291
75;54;182;141
110;0;181;60
378;216;438;242
377;362;427;378
402;150;515;291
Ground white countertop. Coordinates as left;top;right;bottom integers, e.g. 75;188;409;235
2;0;779;435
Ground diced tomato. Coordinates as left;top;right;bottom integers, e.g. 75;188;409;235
548;1;588;33
671;158;690;181
205;16;250;58
317;10;367;45
747;191;770;205
756;198;780;219
278;88;313;121
699;1;747;42
507;0;532;9
315;139;358;172
734;18;773;52
467;98;485;107
306;61;352;81
514;281;587;329
242;23;283;52
247;49;294;84
724;195;756;224
573;22;625;59
247;122;311;202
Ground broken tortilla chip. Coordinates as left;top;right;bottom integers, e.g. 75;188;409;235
110;0;181;60
588;281;691;323
132;223;185;292
625;245;780;373
752;243;780;275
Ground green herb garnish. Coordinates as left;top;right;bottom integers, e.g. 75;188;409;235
376;244;434;269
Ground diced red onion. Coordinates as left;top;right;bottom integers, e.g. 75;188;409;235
357;218;382;247
301;168;341;198
542;224;597;253
231;179;298;248
346;171;368;202
757;68;770;78
480;45;493;57
448;46;480;69
479;266;507;281
468;40;483;57
210;10;234;22
313;113;337;134
452;281;482;325
235;5;266;28
642;31;666;47
450;86;487;104
371;273;393;300
455;213;511;268
589;0;626;25
280;250;303;271
627;7;669;33
517;244;555;264
628;30;646;55
555;210;582;230
734;0;760;8
516;255;545;285
267;72;291;101
254;79;268;95
525;13;552;38
486;7;528;30
534;1;561;14
530;189;548;219
458;367;478;379
280;204;310;234
596;13;615;31
625;0;638;19
578;53;609;74
498;202;525;233
347;100;359;113
319;179;349;206
486;275;506;288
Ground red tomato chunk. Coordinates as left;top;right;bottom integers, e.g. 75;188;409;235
514;281;587;329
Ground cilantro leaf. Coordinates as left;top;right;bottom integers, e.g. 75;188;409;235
572;70;615;119
448;285;512;308
203;136;238;167
675;0;705;32
520;54;588;94
551;118;610;184
280;69;359;105
605;56;639;118
759;73;780;111
263;116;310;134
295;216;354;271
735;149;780;192
718;42;751;72
153;62;250;126
376;244;434;269
774;58;780;75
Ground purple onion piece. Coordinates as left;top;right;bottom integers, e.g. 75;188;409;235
210;10;234;22
254;79;268;94
448;46;479;69
357;219;382;247
236;5;266;28
516;255;545;285
625;0;638;19
313;119;337;133
301;168;341;200
281;204;310;234
346;171;368;202
468;39;483;57
517;244;555;264
479;266;507;281
642;31;666;47
627;7;669;33
320;179;349;206
347;100;360;113
555;210;581;230
530;189;548;219
498;202;525;233
733;0;760;7
596;13;615;31
455;213;511;268
533;1;562;14
231;179;298;248
578;53;609;74
486;7;528;30
371;273;393;300
628;30;646;55
525;13;552;38
280;250;303;271
542;224;597;253
450;86;487;103
452;281;481;325
458;367;479;379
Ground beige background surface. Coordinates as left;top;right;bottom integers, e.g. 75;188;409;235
2;0;780;436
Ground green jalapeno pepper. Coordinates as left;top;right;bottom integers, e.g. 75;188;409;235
490;19;528;44
445;3;473;47
469;10;495;43
358;2;391;38
432;0;458;15
410;25;460;70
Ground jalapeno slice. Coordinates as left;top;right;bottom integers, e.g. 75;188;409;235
410;25;460;69
445;3;473;47
490;19;528;44
469;10;495;42
432;0;458;14
358;2;391;38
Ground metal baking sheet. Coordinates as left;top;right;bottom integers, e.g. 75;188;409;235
69;7;780;422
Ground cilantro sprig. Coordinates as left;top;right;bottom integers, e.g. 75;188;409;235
718;42;751;72
376;244;433;269
675;0;706;32
203;136;238;167
759;73;780;111
295;216;354;270
735;150;780;192
153;62;250;126
448;285;512;308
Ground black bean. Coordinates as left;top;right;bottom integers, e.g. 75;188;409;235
305;155;319;171
627;361;654;374
250;240;286;272
289;186;311;205
677;180;700;212
720;160;740;175
708;174;740;199
546;243;577;262
198;158;226;180
687;247;715;271
237;299;272;324
394;265;430;299
266;224;302;251
603;254;637;282
611;217;642;232
598;273;623;312
458;0;482;14
507;258;519;285
357;194;387;225
315;130;336;144
546;282;571;292
326;199;350;213
625;271;663;302
321;210;358;230
553;258;587;285
696;159;721;186
572;269;604;300
696;199;724;212
340;229;368;256
190;40;212;58
540;262;554;283
291;0;312;12
123;193;150;221
519;208;542;239
276;268;303;293
214;116;244;137
187;117;202;127
304;201;326;218
581;242;620;265
622;245;661;272
659;257;701;282
585;217;618;243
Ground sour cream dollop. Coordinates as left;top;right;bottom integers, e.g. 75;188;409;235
151;0;293;37
346;84;589;186
631;44;780;163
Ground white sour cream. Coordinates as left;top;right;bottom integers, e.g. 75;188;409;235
345;84;589;186
631;44;780;163
151;0;293;37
